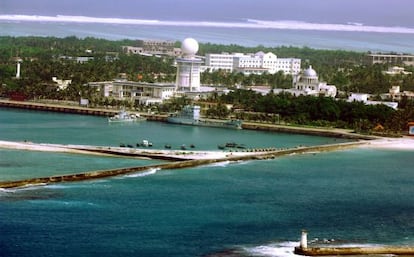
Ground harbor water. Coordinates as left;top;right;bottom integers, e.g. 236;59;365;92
0;108;413;257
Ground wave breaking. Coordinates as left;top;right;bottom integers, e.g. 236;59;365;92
1;15;414;34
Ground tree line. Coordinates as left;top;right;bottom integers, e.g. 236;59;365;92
0;36;413;134
202;89;413;133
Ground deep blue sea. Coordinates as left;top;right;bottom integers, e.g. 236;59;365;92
0;108;413;257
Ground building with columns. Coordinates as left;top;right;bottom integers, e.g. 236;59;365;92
289;66;337;97
88;80;176;105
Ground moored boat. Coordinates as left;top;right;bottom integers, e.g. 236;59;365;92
167;105;242;129
108;110;146;123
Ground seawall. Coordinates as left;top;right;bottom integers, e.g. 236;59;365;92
0;99;376;139
0;141;366;189
294;246;414;256
0;99;166;121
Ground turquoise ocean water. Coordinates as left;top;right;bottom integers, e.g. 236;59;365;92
0;108;413;257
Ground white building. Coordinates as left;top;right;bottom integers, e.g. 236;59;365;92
204;53;242;72
380;86;414;102
175;38;203;92
88;38;223;104
348;92;398;110
383;66;412;76
364;53;414;66
52;77;72;91
122;39;182;57
288;66;337;97
203;52;301;75
88;80;175;105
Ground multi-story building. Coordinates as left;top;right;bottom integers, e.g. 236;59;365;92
203;53;241;72
204;52;301;75
364;53;414;66
123;39;182;57
88;80;176;105
88;38;210;104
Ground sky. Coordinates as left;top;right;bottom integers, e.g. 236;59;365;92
1;0;414;27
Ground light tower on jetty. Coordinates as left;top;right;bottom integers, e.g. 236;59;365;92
175;38;203;92
300;229;308;249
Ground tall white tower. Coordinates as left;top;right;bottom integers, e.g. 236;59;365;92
16;59;22;79
175;38;203;92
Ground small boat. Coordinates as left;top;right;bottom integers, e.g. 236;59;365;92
167;105;242;129
225;142;237;147
164;144;172;149
180;144;187;150
108;110;146;123
218;144;226;150
139;140;152;147
236;144;246;149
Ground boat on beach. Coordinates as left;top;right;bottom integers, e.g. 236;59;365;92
108;110;146;123
167;105;242;129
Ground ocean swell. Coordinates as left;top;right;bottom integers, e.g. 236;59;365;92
1;14;414;34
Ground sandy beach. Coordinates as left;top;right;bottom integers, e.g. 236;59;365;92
0;140;258;160
1;137;413;161
364;137;414;150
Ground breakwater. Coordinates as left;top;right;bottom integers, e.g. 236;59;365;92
241;122;377;140
295;246;414;256
0;141;366;189
295;231;414;256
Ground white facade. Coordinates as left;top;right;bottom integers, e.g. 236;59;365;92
383;66;412;75
204;53;240;72
289;66;337;97
176;38;203;92
204;52;301;75
348;92;398;110
348;93;369;102
88;80;175;105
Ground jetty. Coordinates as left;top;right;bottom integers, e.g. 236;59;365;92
0;140;367;189
294;230;414;256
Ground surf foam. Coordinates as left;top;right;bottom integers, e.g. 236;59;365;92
1;15;414;34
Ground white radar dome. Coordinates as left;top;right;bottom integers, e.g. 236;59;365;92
181;38;199;56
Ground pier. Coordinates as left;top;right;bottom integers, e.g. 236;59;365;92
294;230;414;256
0;140;367;189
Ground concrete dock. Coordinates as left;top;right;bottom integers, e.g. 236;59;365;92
295;230;414;256
295;246;414;256
0;140;367;189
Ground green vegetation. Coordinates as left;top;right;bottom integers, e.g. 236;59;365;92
211;89;414;133
0;36;413;134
